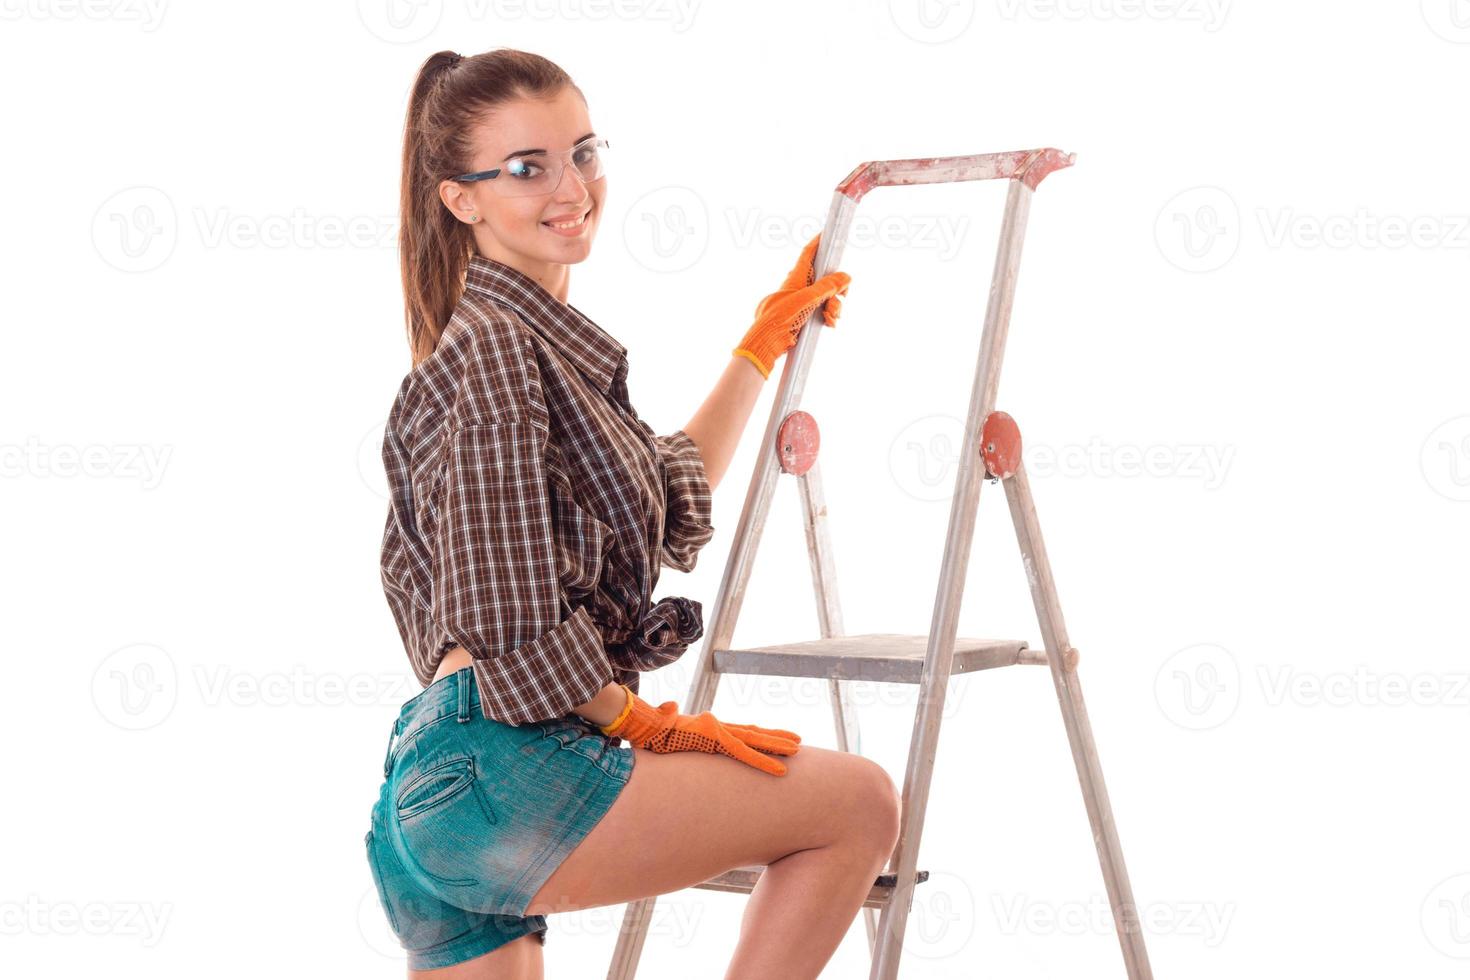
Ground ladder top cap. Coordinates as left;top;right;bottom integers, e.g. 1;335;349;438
836;147;1076;202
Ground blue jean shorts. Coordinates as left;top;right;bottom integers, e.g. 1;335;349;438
364;666;635;970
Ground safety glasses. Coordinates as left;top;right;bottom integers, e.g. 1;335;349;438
452;136;610;197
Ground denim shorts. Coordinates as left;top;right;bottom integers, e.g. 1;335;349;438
363;666;635;970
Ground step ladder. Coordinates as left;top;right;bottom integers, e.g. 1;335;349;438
606;148;1154;979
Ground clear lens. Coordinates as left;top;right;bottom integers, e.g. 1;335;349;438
493;139;607;197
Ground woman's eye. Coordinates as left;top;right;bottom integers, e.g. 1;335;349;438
508;160;545;179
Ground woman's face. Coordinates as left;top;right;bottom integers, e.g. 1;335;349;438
441;87;605;276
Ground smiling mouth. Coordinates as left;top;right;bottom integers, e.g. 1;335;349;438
543;207;591;230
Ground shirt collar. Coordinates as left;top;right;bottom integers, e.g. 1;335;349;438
462;253;626;395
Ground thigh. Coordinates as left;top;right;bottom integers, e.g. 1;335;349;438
407;931;542;980
522;741;902;917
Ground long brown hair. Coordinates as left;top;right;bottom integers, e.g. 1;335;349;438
399;48;583;367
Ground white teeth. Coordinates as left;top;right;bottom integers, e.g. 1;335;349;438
546;210;588;229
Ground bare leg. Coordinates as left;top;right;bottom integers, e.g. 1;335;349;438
723;835;896;980
520;743;902;977
407;930;543;980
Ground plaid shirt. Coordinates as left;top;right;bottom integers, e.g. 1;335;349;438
379;253;715;726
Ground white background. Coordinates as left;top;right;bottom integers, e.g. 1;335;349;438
3;1;1468;977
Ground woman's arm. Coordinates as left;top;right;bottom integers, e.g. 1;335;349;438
677;354;767;494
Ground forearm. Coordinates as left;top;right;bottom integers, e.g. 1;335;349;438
679;355;767;494
573;682;631;728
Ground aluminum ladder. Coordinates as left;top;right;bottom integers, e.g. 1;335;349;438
606;148;1154;980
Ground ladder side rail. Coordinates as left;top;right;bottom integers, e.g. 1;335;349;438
795;461;881;954
1002;463;1154;979
683;189;863;716
872;177;1039;980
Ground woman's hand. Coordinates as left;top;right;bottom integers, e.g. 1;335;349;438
599;684;802;776
733;234;851;380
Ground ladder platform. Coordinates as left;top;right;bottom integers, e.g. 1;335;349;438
692;864;930;911
713;632;1044;684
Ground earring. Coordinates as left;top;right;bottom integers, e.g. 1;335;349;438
468;214;478;222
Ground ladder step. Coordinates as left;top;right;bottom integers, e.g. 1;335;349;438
714;632;1043;684
692;864;930;910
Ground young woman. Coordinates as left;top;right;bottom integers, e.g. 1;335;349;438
364;48;901;980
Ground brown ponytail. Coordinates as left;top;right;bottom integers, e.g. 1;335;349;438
398;48;583;367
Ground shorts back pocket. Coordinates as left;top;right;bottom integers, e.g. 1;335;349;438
394;755;498;889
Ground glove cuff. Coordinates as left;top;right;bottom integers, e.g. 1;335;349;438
598;684;635;736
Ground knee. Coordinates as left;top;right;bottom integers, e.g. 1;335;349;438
851;758;902;853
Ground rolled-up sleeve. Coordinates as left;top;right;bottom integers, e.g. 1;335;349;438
433;420;615;725
654;429;715;572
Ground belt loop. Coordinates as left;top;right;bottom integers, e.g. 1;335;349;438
457;668;472;722
382;716;402;778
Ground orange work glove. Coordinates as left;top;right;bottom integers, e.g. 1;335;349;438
733;234;851;380
598;684;802;776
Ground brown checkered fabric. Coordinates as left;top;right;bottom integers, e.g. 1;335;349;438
380;254;715;726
